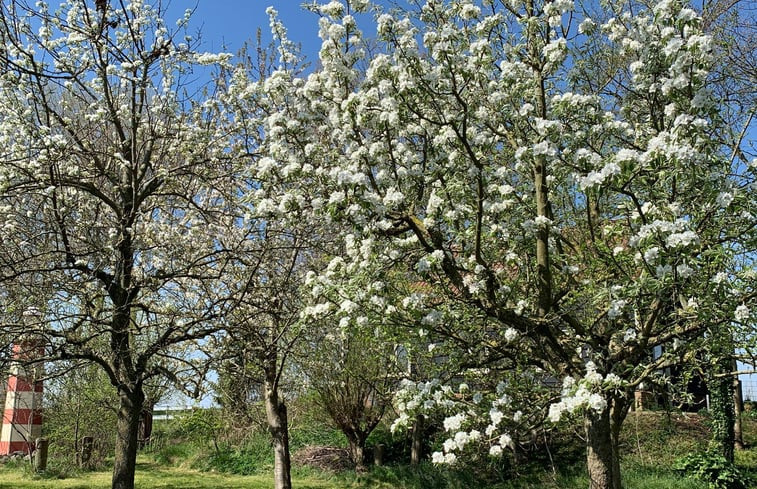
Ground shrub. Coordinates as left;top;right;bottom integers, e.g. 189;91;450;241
148;441;199;466
365;424;411;465
674;451;750;489
290;423;346;451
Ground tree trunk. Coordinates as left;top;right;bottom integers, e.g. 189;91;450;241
585;405;619;489
74;399;81;466
410;414;424;465
733;361;744;450
264;374;292;489
347;435;367;472
139;404;154;449
111;386;145;489
609;396;630;489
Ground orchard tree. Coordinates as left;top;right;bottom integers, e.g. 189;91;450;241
252;2;756;489
0;1;242;488
216;26;332;489
214;228;317;489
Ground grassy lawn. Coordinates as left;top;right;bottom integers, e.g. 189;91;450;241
1;412;753;489
0;463;706;489
0;460;340;489
0;462;713;489
343;463;710;489
0;458;714;489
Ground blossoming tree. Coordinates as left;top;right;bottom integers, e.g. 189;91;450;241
0;2;241;488
212;226;321;489
251;1;756;488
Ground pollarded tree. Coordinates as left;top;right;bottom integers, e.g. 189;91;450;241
251;2;756;489
305;307;404;471
0;2;242;488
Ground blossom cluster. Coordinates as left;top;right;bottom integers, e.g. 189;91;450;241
548;363;625;423
392;378;527;465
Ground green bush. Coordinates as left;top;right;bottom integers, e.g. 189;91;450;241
148;441;200;466
170;409;223;441
42;364;118;470
365;425;411;465
674;451;749;489
200;448;266;475
742;404;757;419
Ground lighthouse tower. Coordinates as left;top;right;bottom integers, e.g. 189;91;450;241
0;310;44;455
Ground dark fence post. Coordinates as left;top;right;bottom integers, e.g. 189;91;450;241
34;438;48;471
374;443;385;466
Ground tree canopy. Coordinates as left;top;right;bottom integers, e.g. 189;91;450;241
0;2;754;489
245;1;756;488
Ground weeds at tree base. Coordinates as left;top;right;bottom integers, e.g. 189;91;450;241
674;452;750;489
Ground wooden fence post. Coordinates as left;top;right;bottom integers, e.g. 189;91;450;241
373;443;385;466
34;438;48;471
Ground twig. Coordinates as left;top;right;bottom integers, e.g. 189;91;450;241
543;431;557;477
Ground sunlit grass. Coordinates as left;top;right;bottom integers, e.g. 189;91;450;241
1;413;754;489
0;460;339;489
0;459;712;489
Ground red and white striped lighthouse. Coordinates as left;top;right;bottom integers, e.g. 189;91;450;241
0;310;44;455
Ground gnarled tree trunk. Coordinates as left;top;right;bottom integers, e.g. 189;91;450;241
609;395;630;489
585;403;620;489
346;432;367;472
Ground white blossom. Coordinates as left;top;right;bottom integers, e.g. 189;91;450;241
443;413;466;432
735;305;750;323
578;18;596;34
676;263;694;279
643;247;659;263
716;191;734;208
608;300;626;319
504;328;519;343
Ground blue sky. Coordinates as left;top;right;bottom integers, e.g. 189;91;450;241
171;1;328;61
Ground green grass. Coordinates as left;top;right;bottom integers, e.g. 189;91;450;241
0;459;339;489
1;411;754;489
0;455;731;489
0;461;708;489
